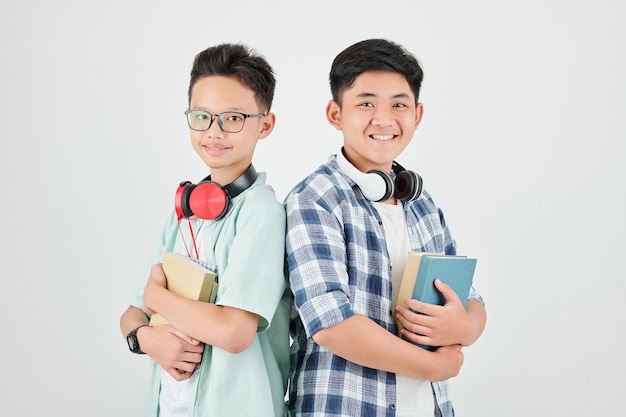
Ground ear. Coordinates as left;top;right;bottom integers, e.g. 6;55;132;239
415;103;424;129
326;100;342;130
257;112;276;140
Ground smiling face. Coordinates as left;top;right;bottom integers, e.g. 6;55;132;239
188;75;274;185
326;70;423;173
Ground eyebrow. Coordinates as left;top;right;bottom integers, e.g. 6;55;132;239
356;92;411;100
189;106;249;113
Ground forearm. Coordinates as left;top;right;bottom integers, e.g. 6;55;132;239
145;285;259;353
120;305;149;337
312;314;459;381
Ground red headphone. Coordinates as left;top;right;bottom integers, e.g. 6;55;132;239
175;165;258;220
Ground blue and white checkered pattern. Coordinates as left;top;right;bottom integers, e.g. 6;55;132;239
285;155;483;417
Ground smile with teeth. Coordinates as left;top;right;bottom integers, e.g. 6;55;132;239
371;134;396;141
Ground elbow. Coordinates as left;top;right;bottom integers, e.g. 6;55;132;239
214;307;260;354
463;300;487;346
221;326;256;354
311;327;333;349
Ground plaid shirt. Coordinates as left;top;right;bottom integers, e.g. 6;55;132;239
285;155;483;417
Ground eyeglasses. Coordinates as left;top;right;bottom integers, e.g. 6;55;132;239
184;110;266;133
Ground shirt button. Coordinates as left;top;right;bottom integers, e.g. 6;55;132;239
389;403;396;410
378;220;383;225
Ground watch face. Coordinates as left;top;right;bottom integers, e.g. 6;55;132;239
127;326;145;354
127;334;137;351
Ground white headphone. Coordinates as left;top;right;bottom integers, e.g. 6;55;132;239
335;148;423;202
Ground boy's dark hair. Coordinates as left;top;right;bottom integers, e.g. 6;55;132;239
329;38;424;105
188;43;275;112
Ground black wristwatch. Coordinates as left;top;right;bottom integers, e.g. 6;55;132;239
126;324;148;354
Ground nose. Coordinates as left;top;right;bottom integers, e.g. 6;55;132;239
371;107;394;127
205;114;224;137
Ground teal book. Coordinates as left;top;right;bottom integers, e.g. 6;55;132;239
396;253;477;350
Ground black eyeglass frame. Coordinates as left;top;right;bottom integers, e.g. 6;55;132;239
184;110;267;133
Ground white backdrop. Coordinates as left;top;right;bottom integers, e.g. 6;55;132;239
1;1;624;416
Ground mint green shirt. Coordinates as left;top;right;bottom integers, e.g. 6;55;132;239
130;173;290;417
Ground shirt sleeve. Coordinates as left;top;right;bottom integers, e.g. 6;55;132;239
215;192;287;332
285;189;355;338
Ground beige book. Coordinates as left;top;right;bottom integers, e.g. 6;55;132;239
394;251;439;335
149;252;218;326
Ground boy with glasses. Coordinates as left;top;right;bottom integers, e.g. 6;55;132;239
284;39;487;417
120;43;289;417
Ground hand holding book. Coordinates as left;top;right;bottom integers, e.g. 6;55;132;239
394;253;477;350
142;252;218;375
395;278;473;348
148;252;219;326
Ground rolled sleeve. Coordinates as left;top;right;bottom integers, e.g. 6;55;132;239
286;188;355;338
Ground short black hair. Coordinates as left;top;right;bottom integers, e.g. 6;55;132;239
329;38;424;105
188;43;275;112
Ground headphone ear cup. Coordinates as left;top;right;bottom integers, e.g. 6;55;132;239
188;181;229;220
394;170;423;202
336;150;393;202
174;165;257;221
175;181;195;219
366;169;394;202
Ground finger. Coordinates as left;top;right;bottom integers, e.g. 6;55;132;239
149;263;167;286
402;298;437;316
396;306;437;333
400;328;433;347
433;279;461;305
150;263;165;275
176;361;198;374
395;310;433;334
170;328;201;345
169;366;194;381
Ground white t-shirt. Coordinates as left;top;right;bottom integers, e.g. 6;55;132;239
159;370;199;417
159;220;209;417
373;201;435;417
